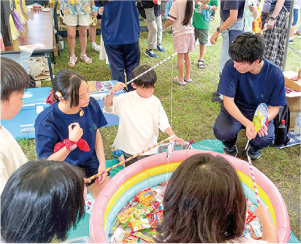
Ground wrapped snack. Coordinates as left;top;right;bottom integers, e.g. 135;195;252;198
129;218;151;232
135;188;156;207
159;181;169;186
133;203;152;219
246;198;257;213
146;212;158;228
146;230;159;238
250;219;263;238
245;209;256;224
121;233;139;243
243;225;253;239
117;207;134;228
124;198;138;210
132;232;155;243
154;209;163;223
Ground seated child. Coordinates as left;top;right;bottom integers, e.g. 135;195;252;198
0;57;31;194
104;65;185;166
1;160;87;243
156;153;279;243
35;70;110;199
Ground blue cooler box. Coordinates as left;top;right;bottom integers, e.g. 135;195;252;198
1;87;52;139
89;80;125;127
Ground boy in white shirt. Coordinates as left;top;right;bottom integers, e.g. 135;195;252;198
104;65;185;166
0;57;31;194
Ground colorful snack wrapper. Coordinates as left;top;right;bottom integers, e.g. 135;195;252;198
117;207;134;228
246;198;257;213
121;233;139;243
146;212;158;228
129;218;151;232
134;188;156;207
132;232;155;243
133;202;152;219
245;209;257;224
159;181;169;186
250;219;263;238
243;225;253;239
109;219;120;237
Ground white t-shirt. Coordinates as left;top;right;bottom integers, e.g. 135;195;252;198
244;0;259;33
228;237;268;244
104;91;170;155
168;0;195;37
0;126;27;194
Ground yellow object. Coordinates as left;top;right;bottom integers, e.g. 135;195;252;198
252;7;262;34
49;0;60;10
91;16;97;26
21;0;27;13
15;0;27;24
9;14;20;40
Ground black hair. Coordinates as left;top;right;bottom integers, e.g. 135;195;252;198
132;65;157;88
155;153;246;243
229;32;265;64
53;69;87;108
1;160;86;243
182;0;194;26
1;57;31;101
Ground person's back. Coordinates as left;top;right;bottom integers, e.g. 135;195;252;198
0;57;31;194
155;153;279;243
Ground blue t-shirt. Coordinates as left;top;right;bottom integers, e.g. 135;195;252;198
220;0;245;22
217;59;287;110
101;1;140;45
35;97;107;167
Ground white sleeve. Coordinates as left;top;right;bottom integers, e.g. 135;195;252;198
104;95;121;115
0;160;9;195
158;102;171;132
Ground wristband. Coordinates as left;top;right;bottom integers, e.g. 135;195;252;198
270;16;276;20
54;138;90;153
91;5;99;12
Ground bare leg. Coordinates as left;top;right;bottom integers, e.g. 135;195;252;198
78;25;88;56
67;26;76;57
89;24;97;43
184;52;191;80
199;44;206;61
290;25;295;38
177;53;185;84
88;176;111;199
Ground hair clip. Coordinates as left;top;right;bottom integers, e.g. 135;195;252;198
55;91;62;99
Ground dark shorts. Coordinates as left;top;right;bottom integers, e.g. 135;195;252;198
79;159;110;186
195;28;209;45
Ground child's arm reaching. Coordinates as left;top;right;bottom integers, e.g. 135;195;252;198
104;82;126;107
164;19;174;31
164;127;186;146
254;203;279;243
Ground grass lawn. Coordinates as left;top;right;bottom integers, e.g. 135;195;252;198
17;14;300;239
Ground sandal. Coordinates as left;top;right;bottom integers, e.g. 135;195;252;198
80;54;92;64
184;76;193;83
68;56;77;67
173;77;186;86
198;60;205;69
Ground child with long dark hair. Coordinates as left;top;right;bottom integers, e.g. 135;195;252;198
1;160;86;243
164;0;195;85
35;70;110;199
156;153;279;243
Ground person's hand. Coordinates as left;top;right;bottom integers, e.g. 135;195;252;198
290;76;299;81
255;203;272;223
210;31;219;44
99;6;104;15
245;121;257;140
92;11;97;17
68;123;83;142
257;124;268;137
84;177;91;184
164;23;169;31
112;82;126;92
171;136;186;146
96;165;107;185
200;3;209;9
248;5;255;13
266;19;275;29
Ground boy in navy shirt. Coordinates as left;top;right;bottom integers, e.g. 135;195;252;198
213;33;286;160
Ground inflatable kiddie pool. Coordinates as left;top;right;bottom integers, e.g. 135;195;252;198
90;150;290;243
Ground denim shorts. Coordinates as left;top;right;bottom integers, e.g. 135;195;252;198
292;8;299;26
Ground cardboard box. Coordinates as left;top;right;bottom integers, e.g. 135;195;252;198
283;71;301;130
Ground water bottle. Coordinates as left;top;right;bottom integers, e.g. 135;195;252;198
0;33;5;52
294;112;301;135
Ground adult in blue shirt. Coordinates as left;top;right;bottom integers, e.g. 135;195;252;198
210;0;245;73
213;33;286;160
101;1;140;91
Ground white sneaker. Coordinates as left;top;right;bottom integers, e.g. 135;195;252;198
92;44;101;52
